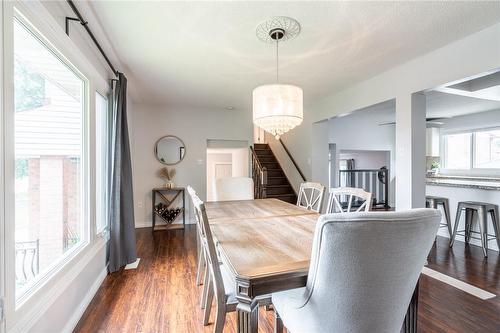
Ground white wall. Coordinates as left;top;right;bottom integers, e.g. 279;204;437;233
131;105;253;227
329;105;396;205
280;22;500;210
339;150;390;170
440;109;500;133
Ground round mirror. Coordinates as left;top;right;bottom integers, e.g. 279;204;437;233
155;135;186;165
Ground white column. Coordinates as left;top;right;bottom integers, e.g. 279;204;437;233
395;93;427;210
311;120;330;187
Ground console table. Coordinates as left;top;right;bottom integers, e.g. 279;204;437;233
152;187;185;231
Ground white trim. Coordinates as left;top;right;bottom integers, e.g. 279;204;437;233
60;267;107;333
9;240;106;333
0;0;5;331
422;267;496;300
135;221;152;229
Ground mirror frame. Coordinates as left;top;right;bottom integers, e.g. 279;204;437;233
154;135;186;165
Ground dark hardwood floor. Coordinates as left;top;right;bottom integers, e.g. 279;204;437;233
74;226;500;333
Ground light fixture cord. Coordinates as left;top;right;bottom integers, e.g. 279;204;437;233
275;31;279;83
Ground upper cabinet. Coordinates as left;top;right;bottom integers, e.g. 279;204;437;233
426;127;440;157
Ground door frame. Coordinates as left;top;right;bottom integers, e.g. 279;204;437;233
0;0;6;331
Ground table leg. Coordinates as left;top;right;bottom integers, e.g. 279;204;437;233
152;190;156;230
236;298;259;333
402;279;419;333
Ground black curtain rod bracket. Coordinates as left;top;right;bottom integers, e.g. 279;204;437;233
65;0;119;77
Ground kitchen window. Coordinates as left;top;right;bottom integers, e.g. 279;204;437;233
443;128;500;172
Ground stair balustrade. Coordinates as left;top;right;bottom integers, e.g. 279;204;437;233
250;147;268;199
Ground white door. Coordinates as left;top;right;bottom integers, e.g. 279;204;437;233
215;163;232;179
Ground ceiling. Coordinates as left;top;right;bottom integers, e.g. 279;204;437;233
87;1;500;109
333;87;500;123
425;90;500;118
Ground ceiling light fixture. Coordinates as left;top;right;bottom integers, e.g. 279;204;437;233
253;17;303;140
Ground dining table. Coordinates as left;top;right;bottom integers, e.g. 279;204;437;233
204;198;419;333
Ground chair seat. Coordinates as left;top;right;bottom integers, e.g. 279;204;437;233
273;287;323;333
458;201;497;210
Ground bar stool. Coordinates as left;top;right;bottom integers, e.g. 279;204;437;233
425;196;452;236
450;201;500;257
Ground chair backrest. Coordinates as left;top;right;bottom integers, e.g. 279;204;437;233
303;209;440;332
187;186;203;234
214;177;254;201
326;187;372;213
297;182;326;213
189;190;226;303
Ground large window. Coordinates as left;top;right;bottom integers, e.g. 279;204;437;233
14;17;87;298
95;92;109;234
474;129;500;169
443;128;500;171
443;133;472;169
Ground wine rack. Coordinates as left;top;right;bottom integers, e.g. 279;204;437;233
152;187;185;231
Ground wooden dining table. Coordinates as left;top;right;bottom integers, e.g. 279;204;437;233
205;198;419;333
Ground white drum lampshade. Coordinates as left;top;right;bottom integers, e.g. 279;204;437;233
253;84;303;139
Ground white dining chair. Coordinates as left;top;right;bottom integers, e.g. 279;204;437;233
187;186;209;309
296;182;326;213
272;209;441;333
190;190;270;332
326;187;373;213
214;177;254;201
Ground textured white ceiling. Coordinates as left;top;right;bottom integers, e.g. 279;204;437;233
88;1;500;109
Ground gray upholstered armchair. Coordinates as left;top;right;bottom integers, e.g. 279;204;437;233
272;209;441;333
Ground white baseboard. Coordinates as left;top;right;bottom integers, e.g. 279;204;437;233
62;267;108;333
135;220;195;229
135;221;152;228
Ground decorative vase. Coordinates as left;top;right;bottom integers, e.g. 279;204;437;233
165;181;174;189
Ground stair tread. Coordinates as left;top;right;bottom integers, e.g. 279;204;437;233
269;193;296;197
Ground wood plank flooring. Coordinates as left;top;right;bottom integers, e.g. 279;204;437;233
74;226;500;333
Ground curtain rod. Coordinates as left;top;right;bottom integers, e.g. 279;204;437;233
65;0;119;77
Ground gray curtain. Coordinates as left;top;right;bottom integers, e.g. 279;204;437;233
108;72;137;273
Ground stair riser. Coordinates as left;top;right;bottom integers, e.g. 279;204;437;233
254;150;274;156
266;187;294;195
254;143;269;149
267;178;288;186
257;156;277;163
267;170;285;177
261;162;280;169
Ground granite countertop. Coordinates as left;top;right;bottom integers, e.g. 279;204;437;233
426;175;500;191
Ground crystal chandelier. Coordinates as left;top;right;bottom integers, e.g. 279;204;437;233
253;17;303;140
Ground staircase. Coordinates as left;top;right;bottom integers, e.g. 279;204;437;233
253;143;297;204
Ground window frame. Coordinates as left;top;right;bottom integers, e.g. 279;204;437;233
11;9;91;306
1;1;111;327
441;126;500;176
95;91;110;237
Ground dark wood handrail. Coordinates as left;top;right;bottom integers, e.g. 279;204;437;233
278;138;306;182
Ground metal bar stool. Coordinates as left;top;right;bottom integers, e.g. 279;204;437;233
426;196;452;236
450;201;500;257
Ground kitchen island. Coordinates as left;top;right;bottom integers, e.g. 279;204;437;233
426;175;500;252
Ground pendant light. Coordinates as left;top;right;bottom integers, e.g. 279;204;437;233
253;17;303;140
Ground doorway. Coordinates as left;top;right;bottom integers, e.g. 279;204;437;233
206;147;249;201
